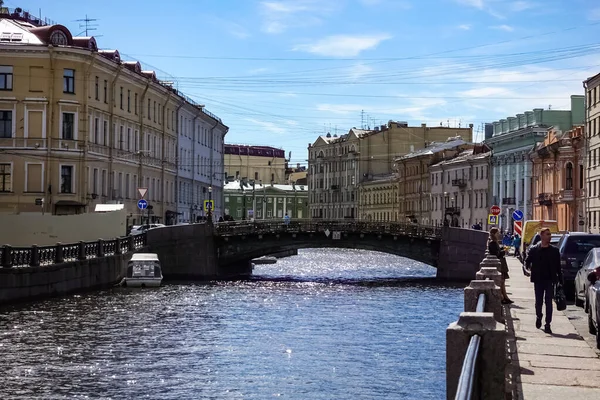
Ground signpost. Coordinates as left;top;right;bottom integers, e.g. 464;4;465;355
512;209;524;221
490;205;501;216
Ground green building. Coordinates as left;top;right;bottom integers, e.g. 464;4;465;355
223;180;308;220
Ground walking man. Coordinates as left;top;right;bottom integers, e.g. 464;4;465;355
525;227;563;334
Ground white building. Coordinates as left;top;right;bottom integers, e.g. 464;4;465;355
175;97;228;223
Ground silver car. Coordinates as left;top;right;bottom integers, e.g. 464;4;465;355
575;247;600;310
586;270;600;349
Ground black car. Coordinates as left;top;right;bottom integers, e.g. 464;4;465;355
557;233;600;283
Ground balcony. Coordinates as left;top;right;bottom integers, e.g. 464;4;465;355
558;189;574;202
445;207;461;215
502;197;516;205
451;179;467;188
538;193;552;206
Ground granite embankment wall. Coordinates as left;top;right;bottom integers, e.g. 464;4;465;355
437;227;489;281
0;251;141;306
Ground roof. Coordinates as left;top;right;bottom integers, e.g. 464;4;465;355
395;138;468;161
431;150;491;168
95;204;125;212
130;253;160;261
224;144;285;158
0;18;44;45
224;180;307;193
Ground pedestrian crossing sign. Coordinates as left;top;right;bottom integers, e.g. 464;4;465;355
488;214;498;225
204;200;214;212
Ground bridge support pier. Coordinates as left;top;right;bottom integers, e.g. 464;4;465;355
464;280;503;323
446;312;507;400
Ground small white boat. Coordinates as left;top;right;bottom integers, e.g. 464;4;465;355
251;256;278;265
124;253;163;288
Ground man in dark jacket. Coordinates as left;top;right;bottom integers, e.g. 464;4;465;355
525;227;563;334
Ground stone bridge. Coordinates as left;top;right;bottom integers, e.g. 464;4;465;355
212;220;488;280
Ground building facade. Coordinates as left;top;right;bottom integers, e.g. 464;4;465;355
585;72;600;233
394;138;474;225
223;180;308;220
358;174;397;221
429;147;490;228
307;122;473;220
484;95;585;232
224;144;286;184
0;9;226;224
175;100;228;223
530;126;585;232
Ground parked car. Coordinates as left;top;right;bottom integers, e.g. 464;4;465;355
129;223;165;235
574;247;600;309
557;233;600;284
586;267;600;349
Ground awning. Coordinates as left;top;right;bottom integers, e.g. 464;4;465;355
55;200;86;207
95;203;125;212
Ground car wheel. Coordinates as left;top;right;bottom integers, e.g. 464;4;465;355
576;295;584;307
589;311;598;335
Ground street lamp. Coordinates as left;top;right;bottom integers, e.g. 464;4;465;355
208;185;213;220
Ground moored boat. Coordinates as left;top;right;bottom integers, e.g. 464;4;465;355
124;253;163;288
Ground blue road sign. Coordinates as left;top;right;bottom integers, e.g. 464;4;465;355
137;199;148;210
512;209;524;221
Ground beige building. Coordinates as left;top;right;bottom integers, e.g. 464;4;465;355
585;72;600;233
0;10;226;225
307;121;473;220
429;146;491;228
394;138;474;225
224;144;286;184
358;174;398;221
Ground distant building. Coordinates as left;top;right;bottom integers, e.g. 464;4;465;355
429;146;491;228
224;144;286;184
358;174;397;221
484;95;584;232
286;163;307;185
530;126;585;232
307;121;473;220
394;137;475;225
584;72;600;233
223;179;307;220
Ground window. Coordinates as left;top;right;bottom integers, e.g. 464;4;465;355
565;162;573;190
94;118;99;143
0;66;13;90
60;165;73;193
580;164;584;189
0;110;12;138
63;69;75;93
62;113;74;140
147;99;151;120
0;163;12;192
134;93;138;114
94;76;99;100
127;90;131;112
119;87;123;109
103;80;108;103
103;120;108;145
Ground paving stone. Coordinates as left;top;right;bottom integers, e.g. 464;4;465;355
521;383;600;400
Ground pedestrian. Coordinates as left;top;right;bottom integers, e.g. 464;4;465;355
284;213;290;225
488;227;514;304
524;227;563;334
512;234;522;261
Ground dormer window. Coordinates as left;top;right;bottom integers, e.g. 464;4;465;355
50;30;68;46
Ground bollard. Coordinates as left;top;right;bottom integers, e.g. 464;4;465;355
115;237;122;255
97;239;104;258
55;243;64;264
476;267;503;288
78;241;86;261
479;253;502;272
30;245;40;267
464;280;503;323
2;244;12;268
128;235;135;252
447;312;507;400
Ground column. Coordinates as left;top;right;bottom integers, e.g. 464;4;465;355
492;160;497;200
499;162;504;231
515;159;521;210
524;161;529;221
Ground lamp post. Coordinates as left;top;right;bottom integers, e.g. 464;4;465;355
208;185;213;221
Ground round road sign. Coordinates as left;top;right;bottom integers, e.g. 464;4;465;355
137;199;148;210
490;205;501;216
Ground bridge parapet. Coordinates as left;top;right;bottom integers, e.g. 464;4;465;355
215;219;441;239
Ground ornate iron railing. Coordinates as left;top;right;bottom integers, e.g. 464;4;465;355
214;219;441;239
0;234;147;268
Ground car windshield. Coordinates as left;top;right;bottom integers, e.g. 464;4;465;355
563;236;600;255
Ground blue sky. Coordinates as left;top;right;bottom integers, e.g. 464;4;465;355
7;0;600;166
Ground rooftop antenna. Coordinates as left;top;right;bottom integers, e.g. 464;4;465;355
75;15;99;36
361;109;365;130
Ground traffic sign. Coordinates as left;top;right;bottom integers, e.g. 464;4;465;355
137;199;148;210
490;205;501;216
137;187;148;199
203;200;214;212
488;214;498;225
514;220;523;236
512;209;524;221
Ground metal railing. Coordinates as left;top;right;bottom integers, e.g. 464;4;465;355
0;234;147;268
455;293;486;400
214;219;441;239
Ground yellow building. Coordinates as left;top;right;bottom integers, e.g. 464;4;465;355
0;10;208;224
224;144;286;184
358;175;398;221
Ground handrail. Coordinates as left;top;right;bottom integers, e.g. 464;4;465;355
455;335;481;400
455;292;486;400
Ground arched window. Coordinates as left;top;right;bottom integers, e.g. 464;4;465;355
565;162;573;190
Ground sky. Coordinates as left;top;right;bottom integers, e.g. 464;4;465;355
6;0;600;166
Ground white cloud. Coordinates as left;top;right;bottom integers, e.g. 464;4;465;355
359;0;412;8
459;87;511;97
246;118;289;134
205;16;250;39
259;0;336;34
346;63;374;81
458;24;472;30
509;1;536;12
293;34;392;57
492;24;514;32
455;0;485;9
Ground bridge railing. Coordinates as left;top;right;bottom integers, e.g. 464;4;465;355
214;219;441;239
0;234;147;268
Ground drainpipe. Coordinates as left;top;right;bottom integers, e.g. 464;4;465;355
108;63;123;201
208;116;220;217
174;100;184;218
81;52;97;210
137;79;150;187
160;89;173;222
45;46;55;214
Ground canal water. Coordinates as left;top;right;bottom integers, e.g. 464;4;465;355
0;249;463;399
